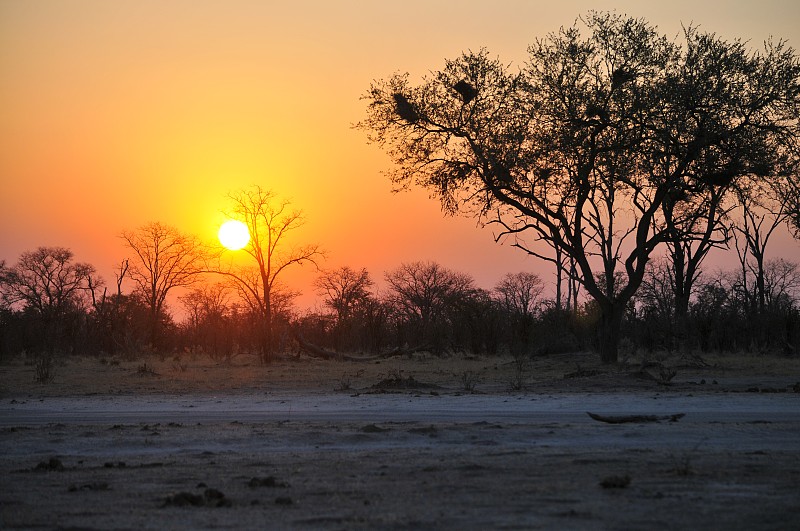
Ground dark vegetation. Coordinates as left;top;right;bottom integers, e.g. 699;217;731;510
1;12;799;367
2;246;800;367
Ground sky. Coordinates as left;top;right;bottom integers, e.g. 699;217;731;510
1;0;799;312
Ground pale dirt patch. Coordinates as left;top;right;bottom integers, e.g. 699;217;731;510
1;351;799;530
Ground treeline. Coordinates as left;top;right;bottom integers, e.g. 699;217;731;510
2;248;799;362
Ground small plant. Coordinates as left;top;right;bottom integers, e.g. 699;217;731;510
136;362;159;377
335;369;364;392
34;356;55;384
508;355;529;391
458;370;480;392
669;439;706;476
335;373;352;391
386;368;404;381
658;366;677;385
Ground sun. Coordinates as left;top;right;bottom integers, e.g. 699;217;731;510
218;220;250;250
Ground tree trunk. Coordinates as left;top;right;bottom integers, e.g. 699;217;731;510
598;304;623;364
674;292;690;319
149;305;159;351
260;314;273;364
261;282;274;364
554;246;564;311
756;260;766;314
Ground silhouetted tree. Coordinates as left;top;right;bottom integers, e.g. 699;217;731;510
314;266;374;323
384;261;475;351
449;288;503;354
0;247;100;355
314;266;375;350
690;272;741;352
1;247;98;314
493;271;545;354
121;222;207;349
360;12;800;362
179;283;235;360
86;259;136;356
215;186;322;362
662;187;732;321
494;272;545;318
733;179;793;315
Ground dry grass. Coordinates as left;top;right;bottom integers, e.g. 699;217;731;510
1;349;799;398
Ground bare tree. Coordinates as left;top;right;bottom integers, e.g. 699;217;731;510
1;247;98;315
638;258;677;321
180;283;230;331
733;179;792;315
763;259;800;311
314;266;374;323
179;283;233;359
384;261;475;349
121;222;207;349
360;12;800;362
662;187;732;319
215;186;323;362
493;272;545;318
1;247;100;354
0;261;7;308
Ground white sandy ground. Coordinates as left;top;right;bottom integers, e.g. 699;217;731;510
1;353;800;529
2;391;800;450
2;391;800;530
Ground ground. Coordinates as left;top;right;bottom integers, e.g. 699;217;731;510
1;350;799;530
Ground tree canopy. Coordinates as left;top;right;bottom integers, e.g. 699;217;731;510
360;11;800;362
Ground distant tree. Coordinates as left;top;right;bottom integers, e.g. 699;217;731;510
0;247;100;354
637;258;677;320
314;266;374;323
452;287;504;355
314;266;374;350
0;260;8;311
662;187;732;320
121;222;207;349
215;186;323;362
733;179;793;315
492;271;545;355
360;12;800;362
762;259;800;311
87;259;135;356
1;247;98;315
493;272;545;318
690;273;737;352
384;261;475;350
179;283;234;359
103;293;152;356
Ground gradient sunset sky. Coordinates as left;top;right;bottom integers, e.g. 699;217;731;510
2;0;799;309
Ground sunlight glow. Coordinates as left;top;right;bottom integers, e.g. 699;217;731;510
218;220;250;250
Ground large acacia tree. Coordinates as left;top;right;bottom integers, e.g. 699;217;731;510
360;12;800;363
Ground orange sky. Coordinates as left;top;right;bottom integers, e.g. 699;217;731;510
2;0;799;311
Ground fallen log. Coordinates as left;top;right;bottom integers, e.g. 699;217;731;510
294;334;339;360
293;333;427;362
587;412;685;424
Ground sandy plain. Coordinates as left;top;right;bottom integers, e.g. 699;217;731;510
1;350;799;530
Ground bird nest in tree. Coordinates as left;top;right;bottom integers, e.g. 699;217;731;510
453;80;477;103
393;92;419;123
